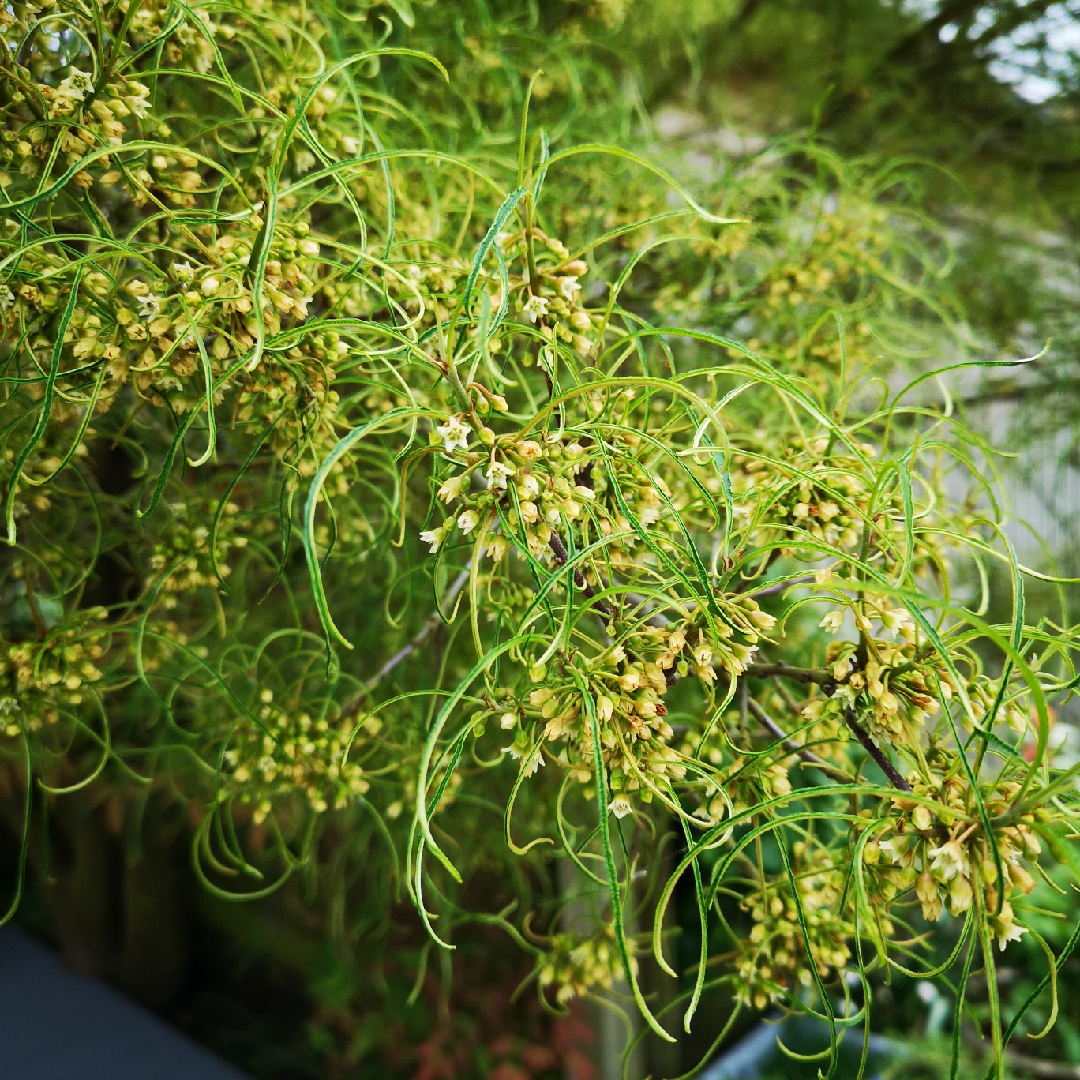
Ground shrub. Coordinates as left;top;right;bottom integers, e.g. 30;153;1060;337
2;1;1077;1076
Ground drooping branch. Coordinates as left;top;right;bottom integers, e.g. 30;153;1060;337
743;573;815;600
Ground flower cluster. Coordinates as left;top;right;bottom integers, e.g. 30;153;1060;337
505;592;774;816
868;773;1041;950
422;429;597;564
0;613;109;738
537;924;635;1005
735;843;853;1011
498;231;597;353
223;693;371;825
729;436;880;554
147;497;244;600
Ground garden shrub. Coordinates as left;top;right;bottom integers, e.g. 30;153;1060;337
2;0;1079;1077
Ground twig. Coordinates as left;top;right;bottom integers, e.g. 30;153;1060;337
340;567;471;719
743;573;815;600
22;574;47;639
621;592;682;629
548;533;613;617
562;569;815;633
844;708;912;792
745;661;834;686
746;698;854;785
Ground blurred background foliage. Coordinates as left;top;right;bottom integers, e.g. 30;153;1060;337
3;1;1080;1079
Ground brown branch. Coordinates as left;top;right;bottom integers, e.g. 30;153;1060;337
22;573;47;639
745;661;834;686
731;0;766;30
970;0;1058;51
746;698;854;785
734;549;780;593
882;0;983;66
340;567;471;720
844;709;911;792
957;377;1080;411
743;573;815;600
548;533;612;618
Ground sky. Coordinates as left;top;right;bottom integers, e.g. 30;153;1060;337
906;0;1080;102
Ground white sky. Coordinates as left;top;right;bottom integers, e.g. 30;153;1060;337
905;0;1080;102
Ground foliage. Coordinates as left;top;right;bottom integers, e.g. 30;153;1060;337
2;1;1080;1078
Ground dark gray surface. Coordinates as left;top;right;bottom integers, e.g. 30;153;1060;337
0;925;249;1080
699;1013;905;1079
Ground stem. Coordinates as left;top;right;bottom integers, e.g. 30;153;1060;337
340;567;471;718
844;709;911;792
747;698;855;784
22;571;47;638
745;661;834;686
1001;1054;1080;1079
743;573;815;600
977;883;1005;1080
548;533;612;617
443;351;473;415
522;194;540;301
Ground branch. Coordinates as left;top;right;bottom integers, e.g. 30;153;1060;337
971;0;1058;51
958;377;1080;411
1006;1052;1080;1080
623;572;815;633
884;0;983;66
22;574;47;639
548;533;613;617
844;709;911;792
743;573;814;600
745;661;834;686
746;698;854;785
340;567;471;719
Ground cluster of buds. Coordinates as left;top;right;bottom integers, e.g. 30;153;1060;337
3;224;333;447
758;203;893;314
117;218;322;406
1;416;94;522
236;362;343;473
966;676;1032;736
0;0;220;196
729;436;881;554
223;691;371;825
148;497;245;601
866;773;1041;950
0;59;150;190
0;612;109;738
537;924;634;1005
497;229;597;354
674;598;776;686
2;244;73;333
725;199;899;382
367;227;597;357
422;426;596;565
714;752;797;817
524;644;680;808
397;258;468;328
161;4;216;72
735;843;853;1011
510;592;775;816
801;597;956;751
